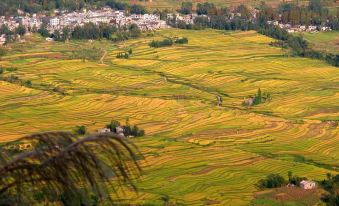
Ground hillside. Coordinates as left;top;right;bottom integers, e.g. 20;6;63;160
0;29;338;205
1;0;337;14
302;31;339;54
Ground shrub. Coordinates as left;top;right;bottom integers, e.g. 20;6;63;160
149;38;173;48
320;173;339;206
116;52;129;59
0;47;6;58
257;174;286;189
74;125;86;135
106;120;121;132
287;171;307;186
175;37;188;44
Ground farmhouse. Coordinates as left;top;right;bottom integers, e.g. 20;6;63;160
243;97;254;106
116;126;125;137
300;180;316;189
97;128;111;134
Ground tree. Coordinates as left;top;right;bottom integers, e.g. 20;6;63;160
74;125;86;135
0;47;6;59
257;174;286;189
309;0;322;13
15;25;26;36
320;173;339;206
130;5;147;14
237;4;251;20
288;171;293;182
0;131;141;205
52;30;62;41
106;120;121;132
62;27;71;41
129;24;141;38
0;25;11;35
179;2;193;15
196;2;217;15
38;25;49;37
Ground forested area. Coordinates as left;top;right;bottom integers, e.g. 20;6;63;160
37;22;141;42
175;1;339;30
0;0;147;15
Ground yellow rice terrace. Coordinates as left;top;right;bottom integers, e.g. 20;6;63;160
0;29;338;205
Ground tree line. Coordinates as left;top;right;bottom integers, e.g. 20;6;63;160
149;37;188;48
176;1;338;30
0;24;27;44
38;22;141;42
0;0;148;16
258;24;339;66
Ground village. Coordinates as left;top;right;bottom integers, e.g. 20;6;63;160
267;20;332;33
0;5;334;46
0;7;169;45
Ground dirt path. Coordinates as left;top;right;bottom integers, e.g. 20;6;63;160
100;50;107;64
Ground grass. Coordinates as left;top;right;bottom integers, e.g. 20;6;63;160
302;31;339;54
251;187;324;206
119;0;335;10
0;29;338;205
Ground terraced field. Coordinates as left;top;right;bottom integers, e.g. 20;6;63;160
122;0;317;10
0;29;338;205
303;31;339;54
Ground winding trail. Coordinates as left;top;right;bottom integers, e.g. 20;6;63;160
100;50;107;64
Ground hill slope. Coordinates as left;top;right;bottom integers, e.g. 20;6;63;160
0;29;338;205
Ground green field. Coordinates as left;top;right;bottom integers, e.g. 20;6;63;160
0;29;338;205
122;0;289;10
121;0;333;10
302;31;339;54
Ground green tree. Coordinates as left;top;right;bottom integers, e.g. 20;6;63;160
0;47;6;59
15;24;26;36
38;25;49;37
106;120;121;132
179;2;193;15
129;24;141;38
74;125;86;135
62;27;71;41
257;174;286;189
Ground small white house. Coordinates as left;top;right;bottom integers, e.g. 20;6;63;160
97;128;111;134
300;180;316;190
50;17;60;27
116;126;125;137
45;37;54;42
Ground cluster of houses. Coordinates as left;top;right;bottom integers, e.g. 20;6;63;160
0;6;334;45
287;180;317;190
46;7;167;32
0;7;168;43
167;13;202;24
97;126;125;137
166;10;258;25
267;20;332;33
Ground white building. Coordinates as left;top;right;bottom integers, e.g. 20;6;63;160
97;128;111;134
300;180;316;190
116;126;125;137
50;17;60;27
0;34;6;45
